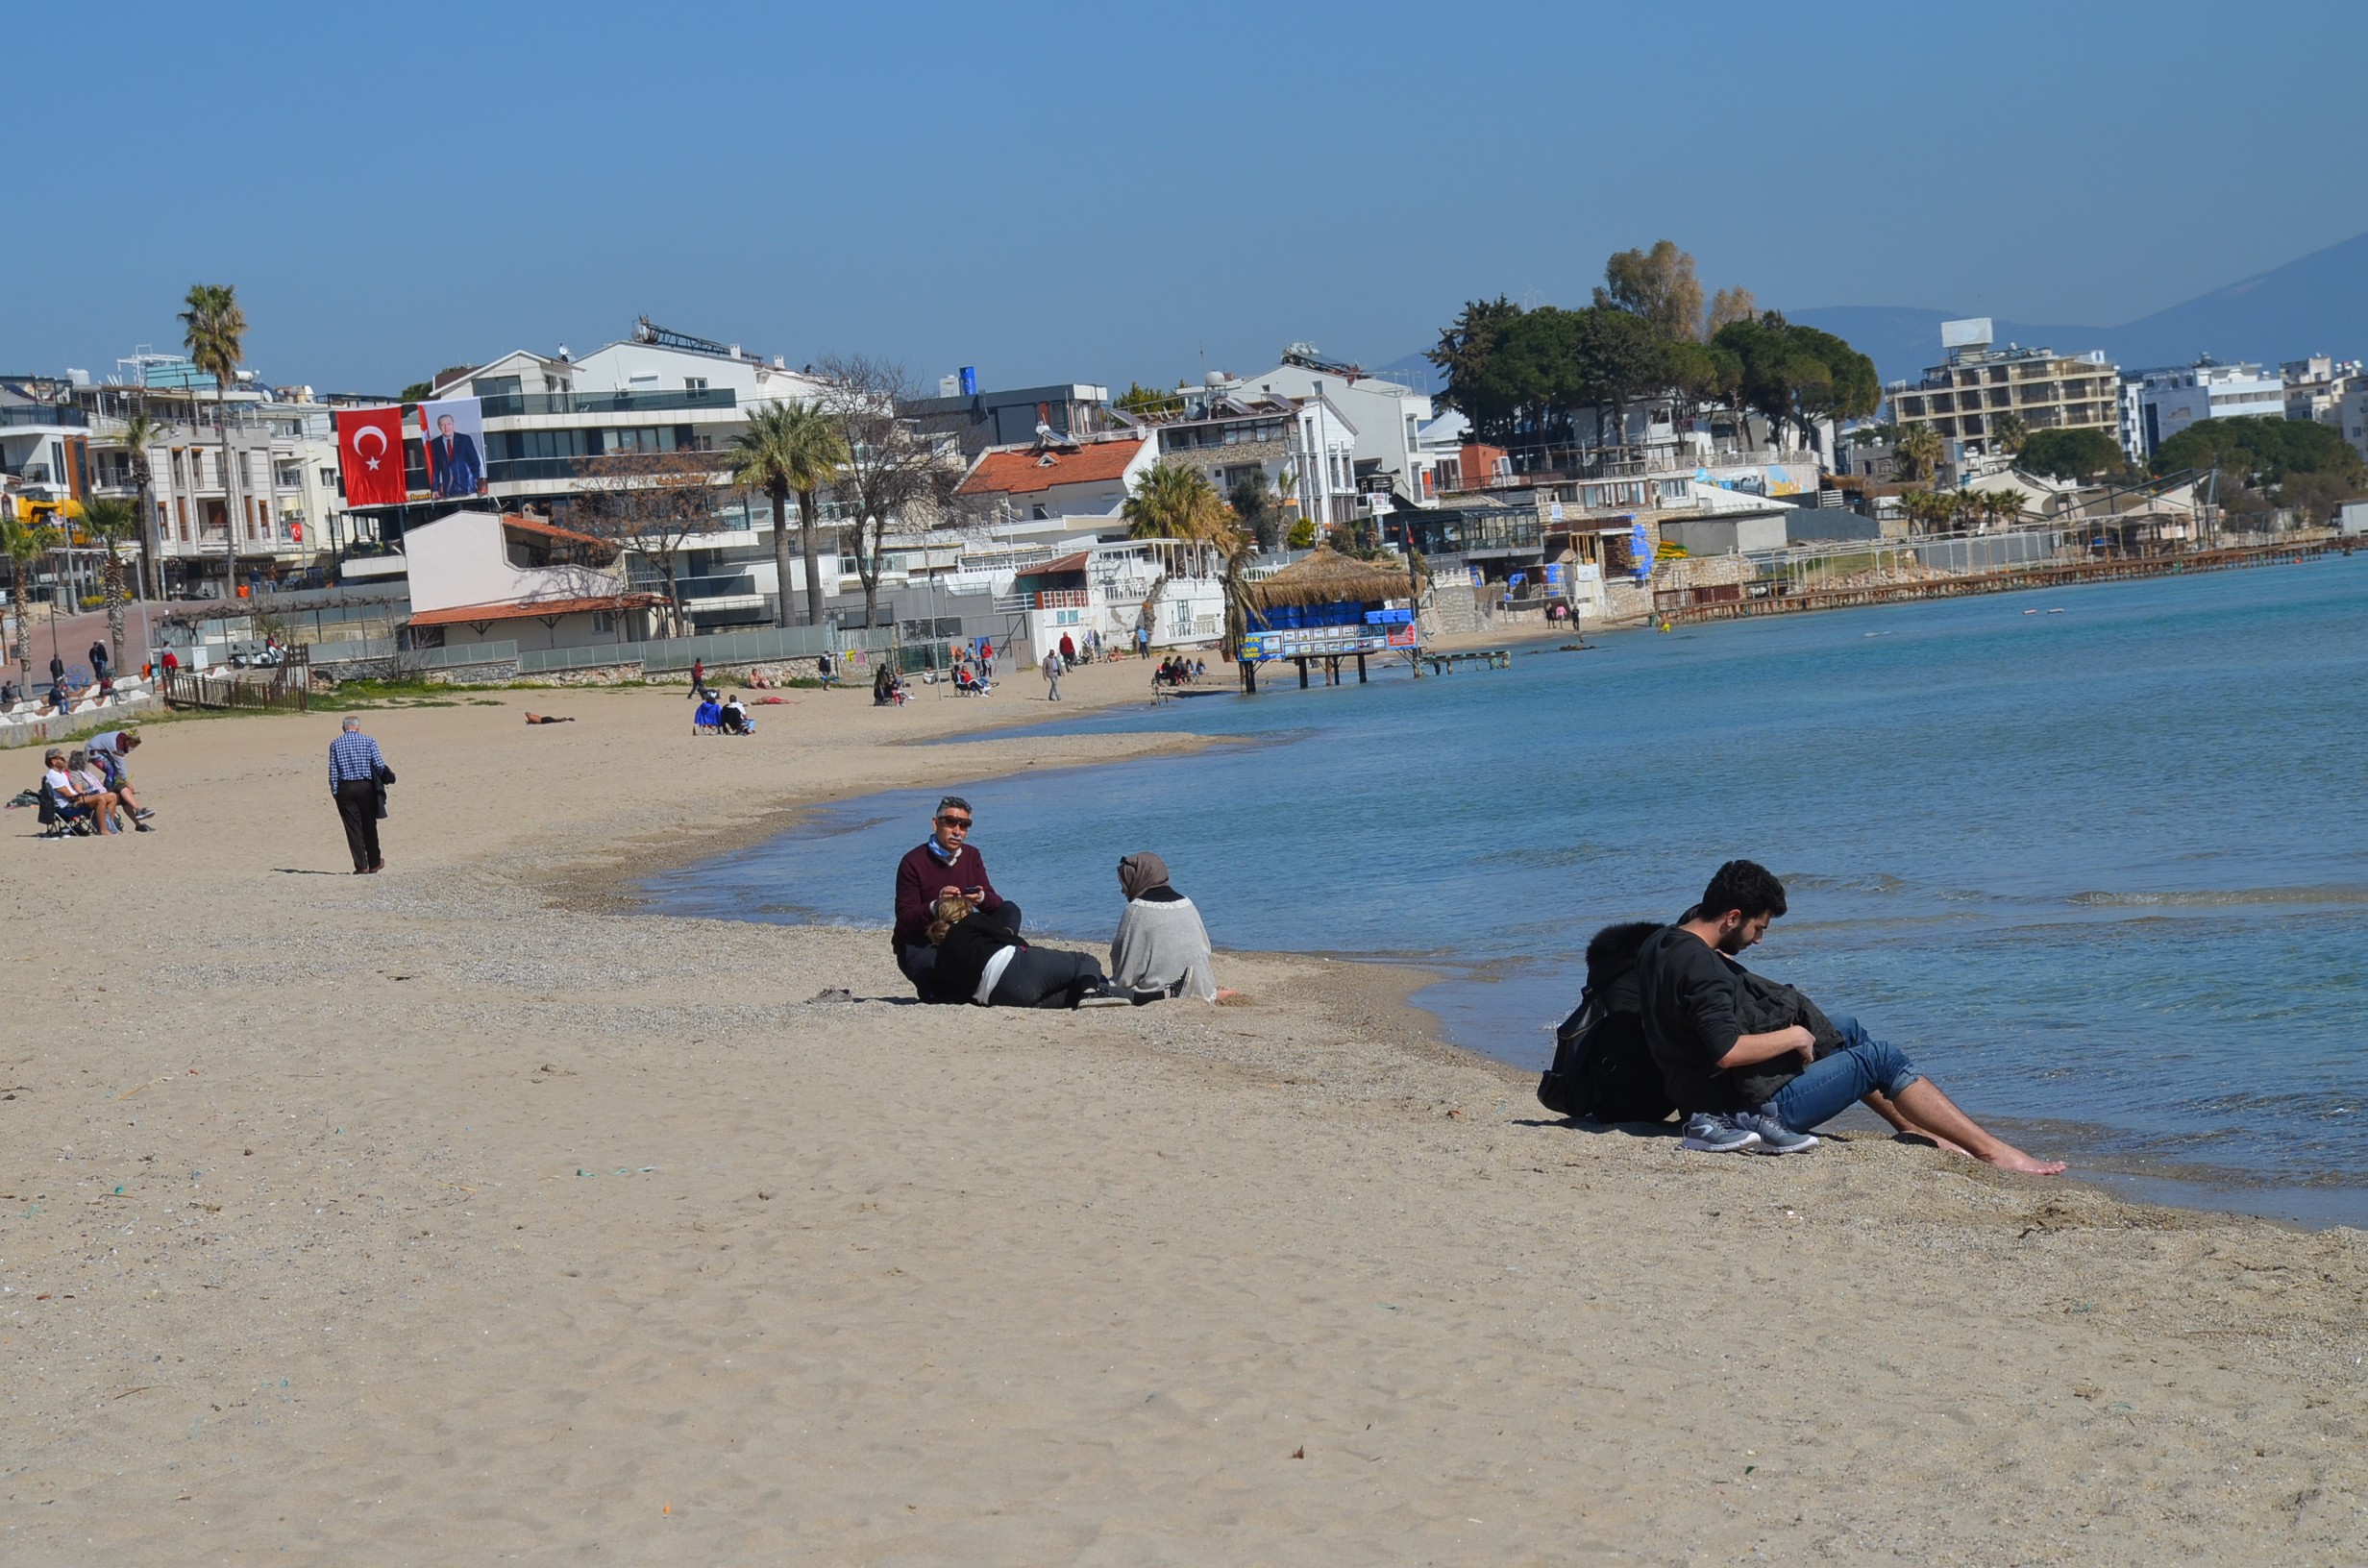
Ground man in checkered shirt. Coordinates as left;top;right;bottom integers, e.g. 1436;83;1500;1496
328;715;389;873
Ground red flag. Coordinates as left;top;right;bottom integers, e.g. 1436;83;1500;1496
335;407;406;507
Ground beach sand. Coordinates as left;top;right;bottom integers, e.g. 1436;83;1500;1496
3;659;2363;1564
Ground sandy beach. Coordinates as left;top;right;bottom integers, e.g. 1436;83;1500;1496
4;657;2363;1565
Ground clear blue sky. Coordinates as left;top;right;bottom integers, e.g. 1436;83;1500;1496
16;0;2364;394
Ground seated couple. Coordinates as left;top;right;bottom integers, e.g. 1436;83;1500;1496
694;695;752;734
892;796;1223;1009
1637;859;2064;1174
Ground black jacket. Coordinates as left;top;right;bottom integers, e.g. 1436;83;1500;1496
932;908;1021;1002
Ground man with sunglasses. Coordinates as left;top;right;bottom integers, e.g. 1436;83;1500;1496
893;796;1023;1001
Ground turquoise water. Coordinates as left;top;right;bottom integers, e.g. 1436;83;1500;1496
644;554;2368;1225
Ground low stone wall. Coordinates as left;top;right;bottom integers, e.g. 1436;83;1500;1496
0;692;165;750
423;659;522;686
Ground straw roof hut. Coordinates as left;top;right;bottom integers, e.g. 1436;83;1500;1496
1242;547;1416;612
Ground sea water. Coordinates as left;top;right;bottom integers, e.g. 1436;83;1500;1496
644;553;2368;1225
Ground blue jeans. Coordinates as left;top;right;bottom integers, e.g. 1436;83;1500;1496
1764;1016;1922;1133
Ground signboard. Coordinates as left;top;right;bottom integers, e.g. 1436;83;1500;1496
1940;317;1993;350
1242;625;1411;660
417;395;487;500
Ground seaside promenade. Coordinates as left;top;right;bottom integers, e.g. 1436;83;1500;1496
2;663;2362;1562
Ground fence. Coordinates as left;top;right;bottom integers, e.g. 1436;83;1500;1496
163;647;311;713
514;624;895;675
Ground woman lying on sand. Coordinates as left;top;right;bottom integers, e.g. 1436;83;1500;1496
927;894;1146;1010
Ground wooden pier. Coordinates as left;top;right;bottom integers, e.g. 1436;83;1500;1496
1657;539;2354;625
1419;649;1513;674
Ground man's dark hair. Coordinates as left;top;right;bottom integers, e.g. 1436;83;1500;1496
1699;859;1787;921
935;795;973;818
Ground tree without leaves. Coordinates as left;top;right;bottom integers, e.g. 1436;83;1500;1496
729;400;849;627
1596;240;1706;344
179;282;247;596
570;445;728;634
815;356;965;629
1706;286;1758;336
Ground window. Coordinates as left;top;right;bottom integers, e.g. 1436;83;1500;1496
473;375;523;398
685;377;707;392
1030;503;1048;520
176;498;188;540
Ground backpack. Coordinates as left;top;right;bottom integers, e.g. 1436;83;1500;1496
1537;920;1676;1124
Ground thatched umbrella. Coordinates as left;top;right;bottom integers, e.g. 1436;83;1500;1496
1241;547;1419;614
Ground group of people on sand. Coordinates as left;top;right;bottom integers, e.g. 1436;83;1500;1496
38;729;154;836
890;795;1224;1010
1584;859;2065;1174
694;693;754;735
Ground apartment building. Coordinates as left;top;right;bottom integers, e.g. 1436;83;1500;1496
2122;358;2286;460
2281;355;2359;425
1886;319;2118;457
1148;384;1364;525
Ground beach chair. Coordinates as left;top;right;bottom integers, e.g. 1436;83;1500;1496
37;780;91;839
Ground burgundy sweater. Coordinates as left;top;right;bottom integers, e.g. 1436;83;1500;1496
893;840;1006;950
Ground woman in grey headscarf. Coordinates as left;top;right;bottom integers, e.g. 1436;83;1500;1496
1109;851;1221;1002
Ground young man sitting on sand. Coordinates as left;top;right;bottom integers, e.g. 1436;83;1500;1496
1637;859;2066;1173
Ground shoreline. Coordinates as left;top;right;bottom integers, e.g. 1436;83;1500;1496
607;685;2366;1234
10;649;2365;1563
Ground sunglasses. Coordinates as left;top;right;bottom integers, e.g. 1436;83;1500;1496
936;815;973;828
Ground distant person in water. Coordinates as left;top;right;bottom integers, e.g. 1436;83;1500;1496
1636;859;2067;1173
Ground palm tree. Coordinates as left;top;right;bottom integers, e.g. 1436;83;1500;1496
80;496;141;671
179;283;248;600
1990;411;2029;458
1121;461;1237;546
1893;422;1943;484
1;513;56;689
117;411;166;598
728;400;849;627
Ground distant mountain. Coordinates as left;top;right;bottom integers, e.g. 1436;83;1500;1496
1791;230;2368;384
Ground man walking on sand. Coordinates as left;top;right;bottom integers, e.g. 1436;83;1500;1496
892;795;1022;1001
329;715;389;874
1042;649;1064;701
1637;859;2066;1173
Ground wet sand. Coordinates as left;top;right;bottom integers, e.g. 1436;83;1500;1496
2;660;2363;1564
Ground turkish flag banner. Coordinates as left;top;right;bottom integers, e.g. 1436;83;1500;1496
335;407;407;507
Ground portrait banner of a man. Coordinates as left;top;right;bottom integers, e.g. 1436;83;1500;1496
418;396;488;501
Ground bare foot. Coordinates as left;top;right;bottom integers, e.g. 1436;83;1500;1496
1897;1129;1975;1159
1977;1144;2067;1175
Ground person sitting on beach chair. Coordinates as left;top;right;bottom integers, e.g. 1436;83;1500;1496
927;894;1147;1010
693;698;722;734
1637;860;2066;1172
41;748;115;836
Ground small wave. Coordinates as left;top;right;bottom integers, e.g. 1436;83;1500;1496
1783;871;1908;895
2067;887;2368;909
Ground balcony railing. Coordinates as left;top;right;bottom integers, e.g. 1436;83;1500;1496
0;404;88;429
478;387;740;418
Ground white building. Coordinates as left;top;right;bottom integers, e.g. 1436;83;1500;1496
1236;352;1446;502
2125;359;2286;458
96;405;345;595
400;509;665;652
1147;385;1365;526
1005;538;1229;656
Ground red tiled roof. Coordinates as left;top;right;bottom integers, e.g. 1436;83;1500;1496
408;592;664;628
955;438;1147;498
500;514;612;550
